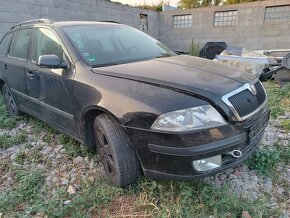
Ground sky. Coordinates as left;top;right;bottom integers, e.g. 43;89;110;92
111;0;179;7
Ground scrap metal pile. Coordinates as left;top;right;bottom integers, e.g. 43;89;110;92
199;42;290;83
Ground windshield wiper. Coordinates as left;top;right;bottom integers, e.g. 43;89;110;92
91;62;119;68
155;54;172;58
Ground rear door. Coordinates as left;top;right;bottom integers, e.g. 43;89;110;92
4;28;34;110
0;32;14;81
27;27;78;136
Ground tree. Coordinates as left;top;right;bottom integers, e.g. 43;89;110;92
178;0;222;9
136;1;169;12
224;0;265;4
178;0;265;9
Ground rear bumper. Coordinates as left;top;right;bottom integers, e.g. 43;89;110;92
125;109;269;180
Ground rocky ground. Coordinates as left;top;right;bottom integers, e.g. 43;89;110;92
206;113;290;216
0;84;290;216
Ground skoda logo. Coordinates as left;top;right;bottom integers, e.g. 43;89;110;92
248;84;257;95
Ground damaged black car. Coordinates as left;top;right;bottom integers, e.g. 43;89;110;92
0;19;269;186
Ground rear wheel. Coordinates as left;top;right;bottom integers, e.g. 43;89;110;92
2;84;21;116
94;114;140;186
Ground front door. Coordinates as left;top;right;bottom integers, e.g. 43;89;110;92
27;27;78;136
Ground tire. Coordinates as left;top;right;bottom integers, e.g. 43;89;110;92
94;114;140;186
2;84;21;116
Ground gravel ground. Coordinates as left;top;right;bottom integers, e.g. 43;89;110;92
0;113;290;216
206;113;290;216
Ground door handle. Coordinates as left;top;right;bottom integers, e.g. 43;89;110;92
3;64;8;70
26;71;36;80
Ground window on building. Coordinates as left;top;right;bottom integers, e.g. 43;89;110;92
264;5;290;23
214;10;238;26
140;14;148;31
173;14;192;28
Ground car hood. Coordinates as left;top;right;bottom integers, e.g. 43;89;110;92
91;55;256;104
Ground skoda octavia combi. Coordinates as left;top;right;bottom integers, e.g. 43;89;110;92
0;19;269;186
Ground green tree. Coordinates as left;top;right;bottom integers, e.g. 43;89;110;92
178;0;222;9
136;0;168;11
178;0;265;8
224;0;265;4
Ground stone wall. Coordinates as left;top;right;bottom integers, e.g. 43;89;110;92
159;0;290;52
0;0;159;39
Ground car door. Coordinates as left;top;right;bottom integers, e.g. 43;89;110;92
27;27;78;136
4;28;34;110
0;32;14;80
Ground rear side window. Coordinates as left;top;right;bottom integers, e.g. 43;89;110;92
0;33;13;56
9;29;34;59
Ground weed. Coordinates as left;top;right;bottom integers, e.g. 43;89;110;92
0;168;45;213
0;96;18;130
264;81;290;118
58;133;77;146
0;131;28;149
281;119;290;131
247;147;280;176
27;177;122;217
187;40;200;57
14;151;27;165
135;179;271;217
14;131;28;144
281;146;290;166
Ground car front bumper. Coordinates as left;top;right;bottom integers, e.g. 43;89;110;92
125;108;270;180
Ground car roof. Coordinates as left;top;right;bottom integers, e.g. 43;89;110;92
10;19;121;31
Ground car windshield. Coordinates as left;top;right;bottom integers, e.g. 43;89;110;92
62;24;176;67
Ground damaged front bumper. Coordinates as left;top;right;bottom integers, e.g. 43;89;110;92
126;108;269;180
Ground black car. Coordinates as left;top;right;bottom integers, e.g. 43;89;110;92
0;19;269;186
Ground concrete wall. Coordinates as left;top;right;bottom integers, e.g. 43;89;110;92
1;0;290;53
0;0;159;39
159;0;290;52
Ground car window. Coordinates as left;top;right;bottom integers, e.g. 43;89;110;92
0;33;13;56
63;25;175;67
9;29;33;59
32;28;64;62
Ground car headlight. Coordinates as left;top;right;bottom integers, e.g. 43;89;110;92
151;105;226;132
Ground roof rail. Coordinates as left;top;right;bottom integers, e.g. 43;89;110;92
11;19;52;30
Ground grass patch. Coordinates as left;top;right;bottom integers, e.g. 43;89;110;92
0;168;45;214
30;178;122;217
0;131;28;149
264;81;290;118
281;119;290;131
0;173;122;217
0;96;18;129
132;180;272;217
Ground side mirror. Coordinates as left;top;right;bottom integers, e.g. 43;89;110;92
37;54;68;69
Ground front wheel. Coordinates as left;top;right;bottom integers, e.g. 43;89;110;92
2;84;21;116
94;114;140;186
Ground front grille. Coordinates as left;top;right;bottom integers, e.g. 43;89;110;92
222;81;267;121
228;82;266;117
